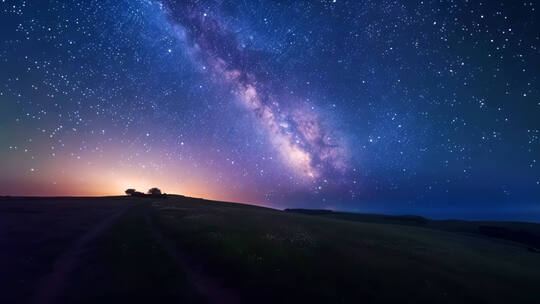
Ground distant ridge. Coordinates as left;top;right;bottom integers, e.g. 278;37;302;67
285;208;540;251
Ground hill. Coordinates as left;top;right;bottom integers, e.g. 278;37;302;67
1;195;539;303
285;208;540;250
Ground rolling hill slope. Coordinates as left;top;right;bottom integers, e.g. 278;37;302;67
1;195;539;303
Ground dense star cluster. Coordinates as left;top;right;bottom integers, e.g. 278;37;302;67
0;0;538;219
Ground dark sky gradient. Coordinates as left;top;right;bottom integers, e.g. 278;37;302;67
1;0;538;221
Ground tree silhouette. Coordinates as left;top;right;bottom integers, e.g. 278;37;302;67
148;187;162;196
125;189;136;196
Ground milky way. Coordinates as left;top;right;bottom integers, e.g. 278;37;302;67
159;1;347;180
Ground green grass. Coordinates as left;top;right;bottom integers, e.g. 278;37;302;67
63;203;204;303
9;196;537;303
151;196;540;304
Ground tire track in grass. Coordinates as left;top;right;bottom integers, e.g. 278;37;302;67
145;204;242;304
32;205;133;304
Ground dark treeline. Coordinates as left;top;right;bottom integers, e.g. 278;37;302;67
125;188;167;198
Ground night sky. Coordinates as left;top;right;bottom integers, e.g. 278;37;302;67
1;0;538;221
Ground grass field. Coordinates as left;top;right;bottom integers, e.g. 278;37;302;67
1;195;539;303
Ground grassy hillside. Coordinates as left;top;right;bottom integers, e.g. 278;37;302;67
1;195;539;303
285;209;540;250
151;196;540;304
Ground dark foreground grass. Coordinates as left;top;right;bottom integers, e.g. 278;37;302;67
62;204;204;304
3;196;539;303
0;197;131;304
152;196;540;304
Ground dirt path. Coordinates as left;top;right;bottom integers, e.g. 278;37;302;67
144;205;242;304
32;205;132;304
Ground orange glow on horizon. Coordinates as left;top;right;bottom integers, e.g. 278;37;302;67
0;141;264;205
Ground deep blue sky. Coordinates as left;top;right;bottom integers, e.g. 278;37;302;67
1;0;538;221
